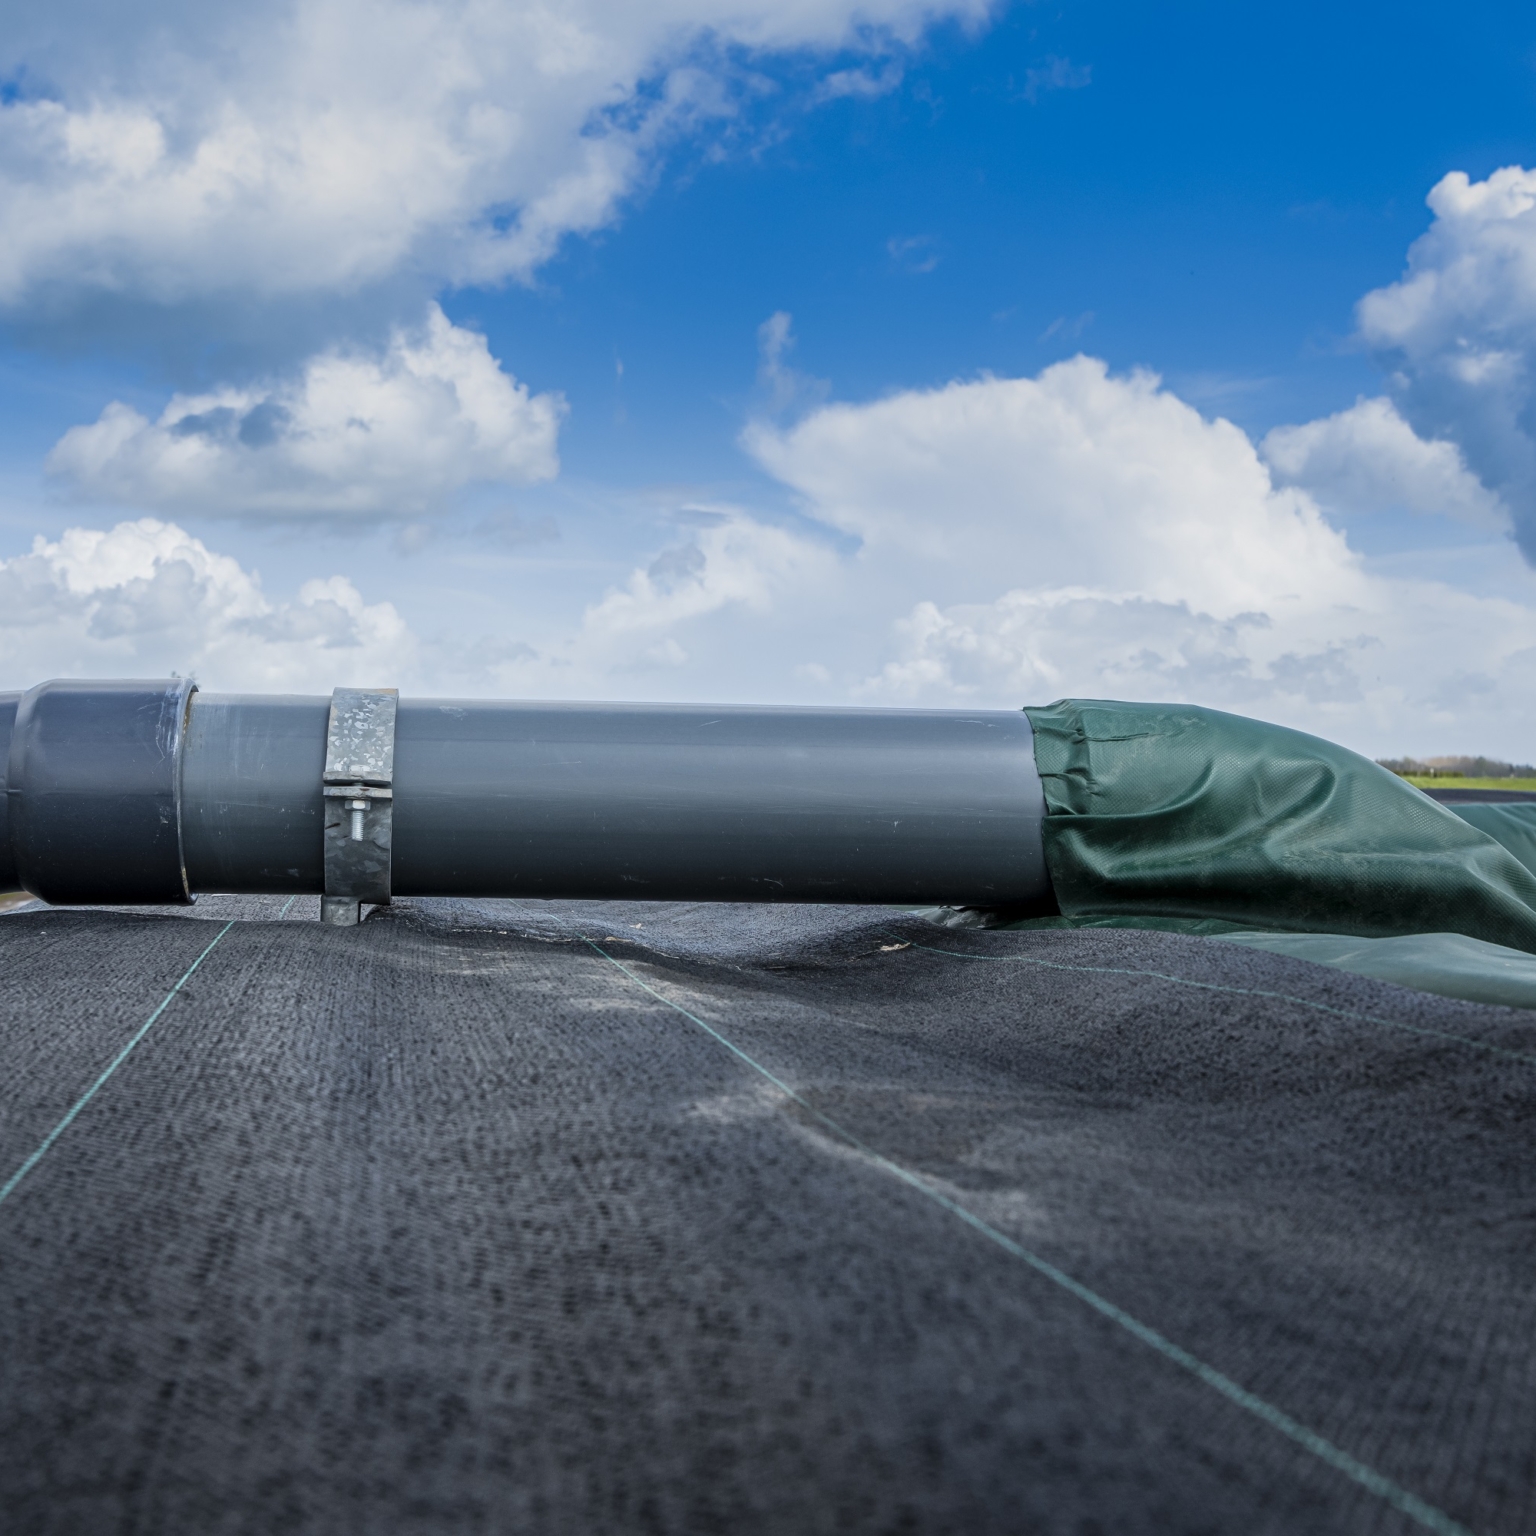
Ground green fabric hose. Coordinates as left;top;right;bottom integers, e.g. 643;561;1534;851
1024;700;1536;955
1448;802;1536;881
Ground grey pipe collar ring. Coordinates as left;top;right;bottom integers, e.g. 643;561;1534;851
3;678;198;907
321;687;398;927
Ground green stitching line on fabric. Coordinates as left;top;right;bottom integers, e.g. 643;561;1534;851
571;928;1474;1536
880;931;1536;1069
0;920;236;1211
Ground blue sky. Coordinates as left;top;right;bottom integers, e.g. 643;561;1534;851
477;0;1534;461
3;0;1536;756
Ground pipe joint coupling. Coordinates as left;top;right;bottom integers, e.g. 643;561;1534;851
3;678;197;905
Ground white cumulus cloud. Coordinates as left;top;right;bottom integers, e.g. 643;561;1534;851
1261;396;1507;529
747;355;1356;614
0;518;417;690
484;509;838;690
746;357;1536;755
12;355;1536;761
0;0;994;309
1357;165;1536;557
46;305;562;518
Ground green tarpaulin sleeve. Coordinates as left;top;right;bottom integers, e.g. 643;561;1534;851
1209;928;1536;1011
1024;700;1536;955
1448;802;1536;881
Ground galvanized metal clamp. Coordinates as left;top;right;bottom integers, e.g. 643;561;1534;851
321;687;397;926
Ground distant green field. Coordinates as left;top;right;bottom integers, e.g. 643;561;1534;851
1401;776;1536;792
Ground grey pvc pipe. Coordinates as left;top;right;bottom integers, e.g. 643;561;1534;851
2;682;1054;910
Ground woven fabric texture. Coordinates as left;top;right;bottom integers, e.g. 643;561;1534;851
1;895;1532;1535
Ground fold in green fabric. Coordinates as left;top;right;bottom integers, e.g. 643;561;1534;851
1448;802;1536;881
910;906;1536;1010
1209;928;1536;1011
1023;700;1536;956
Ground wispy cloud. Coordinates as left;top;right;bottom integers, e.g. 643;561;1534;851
808;61;905;105
1022;56;1092;105
756;311;827;414
886;234;942;274
1041;310;1094;341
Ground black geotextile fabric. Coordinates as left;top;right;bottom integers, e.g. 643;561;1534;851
1;896;1533;1536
